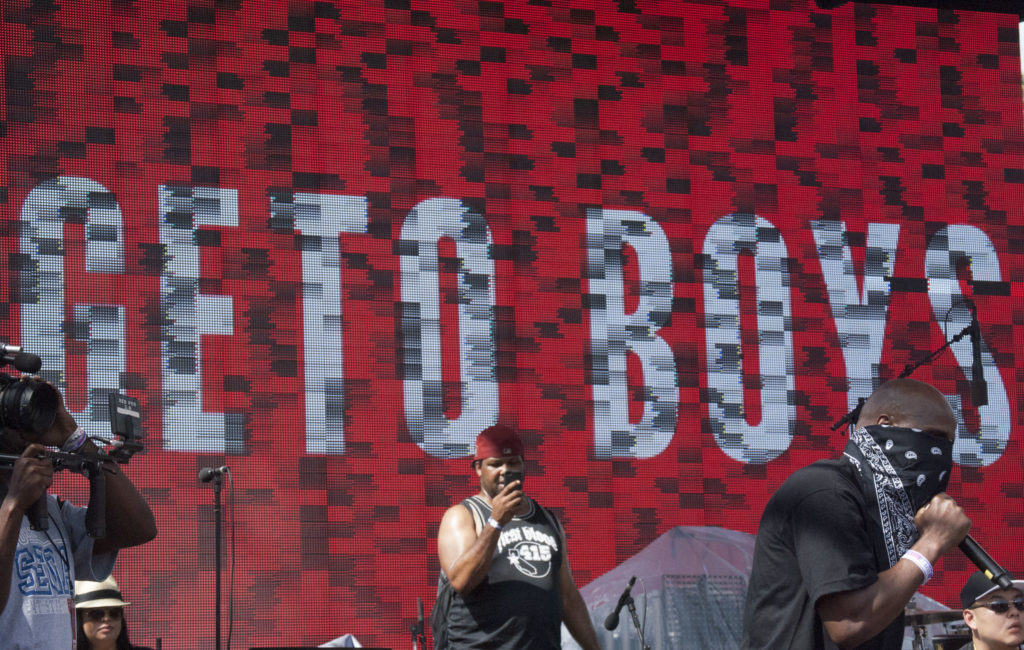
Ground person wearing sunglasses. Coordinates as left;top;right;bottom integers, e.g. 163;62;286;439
74;575;152;650
960;571;1024;650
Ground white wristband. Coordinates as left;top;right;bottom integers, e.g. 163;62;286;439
486;516;502;530
902;549;934;584
61;427;88;453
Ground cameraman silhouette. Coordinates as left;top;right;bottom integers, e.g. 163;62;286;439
0;379;156;650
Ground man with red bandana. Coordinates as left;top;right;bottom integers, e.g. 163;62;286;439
435;424;600;649
960;571;1024;650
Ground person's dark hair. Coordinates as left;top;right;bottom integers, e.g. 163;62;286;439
76;609;133;650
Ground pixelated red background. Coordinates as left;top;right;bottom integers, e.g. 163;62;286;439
2;0;1023;647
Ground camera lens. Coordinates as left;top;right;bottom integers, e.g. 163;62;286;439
0;376;59;435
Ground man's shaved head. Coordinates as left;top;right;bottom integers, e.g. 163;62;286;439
856;378;957;441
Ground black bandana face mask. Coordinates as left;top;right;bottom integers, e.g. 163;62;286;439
844;423;954;566
863;424;954;511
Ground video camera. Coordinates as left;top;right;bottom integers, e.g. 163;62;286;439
0;342;144;537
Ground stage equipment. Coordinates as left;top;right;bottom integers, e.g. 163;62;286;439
904;610;963;626
603;575;650;650
904;608;965;650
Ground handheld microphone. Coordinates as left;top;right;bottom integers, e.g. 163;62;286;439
969;306;988;407
604;575;636;631
960;535;1014;590
198;466;228;482
0;344;42;374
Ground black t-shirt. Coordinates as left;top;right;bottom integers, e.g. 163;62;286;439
741;459;905;649
445;496;564;649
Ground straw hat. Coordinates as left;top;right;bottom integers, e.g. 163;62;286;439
74;574;130;609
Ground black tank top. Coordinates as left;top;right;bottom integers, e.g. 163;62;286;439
445;496;565;649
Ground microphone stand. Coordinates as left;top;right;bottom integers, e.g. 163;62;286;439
622;591;650;650
212;471;224;650
410;596;425;649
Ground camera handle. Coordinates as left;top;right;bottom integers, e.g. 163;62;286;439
28;495;48;531
85;460;106;538
0;451;110;537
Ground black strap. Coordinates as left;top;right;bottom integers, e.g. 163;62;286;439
75;588;123;605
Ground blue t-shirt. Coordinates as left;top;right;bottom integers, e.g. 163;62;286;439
2;495;116;650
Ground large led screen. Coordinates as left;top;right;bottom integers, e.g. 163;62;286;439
3;0;1023;647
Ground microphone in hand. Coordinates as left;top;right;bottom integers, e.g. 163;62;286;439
604;575;636;631
960;535;1014;590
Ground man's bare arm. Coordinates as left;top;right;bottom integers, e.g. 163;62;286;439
437;483;523;595
818;493;970;648
43;405;156;556
0;445;53;615
558;554;601;650
437;503;500;595
85;436;157;555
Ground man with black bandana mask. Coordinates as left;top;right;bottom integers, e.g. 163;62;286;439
741;378;972;649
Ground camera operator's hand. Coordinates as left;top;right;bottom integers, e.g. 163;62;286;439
4;444;53;515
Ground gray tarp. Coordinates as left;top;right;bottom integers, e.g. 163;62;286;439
561;526;962;650
565;526;756;649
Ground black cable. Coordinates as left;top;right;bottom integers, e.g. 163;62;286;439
227;468;235;650
44;510;71;584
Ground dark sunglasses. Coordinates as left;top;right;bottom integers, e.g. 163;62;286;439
82;607;123;622
974;598;1024;614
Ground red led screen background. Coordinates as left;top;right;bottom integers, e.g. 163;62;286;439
3;0;1024;647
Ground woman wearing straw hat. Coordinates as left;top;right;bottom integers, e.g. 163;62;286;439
74;575;152;650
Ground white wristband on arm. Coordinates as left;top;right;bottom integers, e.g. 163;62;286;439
60;427;88;453
902;549;933;584
486;516;502;531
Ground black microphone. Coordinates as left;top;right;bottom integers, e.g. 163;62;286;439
604;575;636;631
0;344;42;374
969;306;988;407
960;535;1014;590
198;466;228;482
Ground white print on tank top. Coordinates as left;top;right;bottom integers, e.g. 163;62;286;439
497;525;559;579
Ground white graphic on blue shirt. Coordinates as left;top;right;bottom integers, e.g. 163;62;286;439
16;541;71;597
